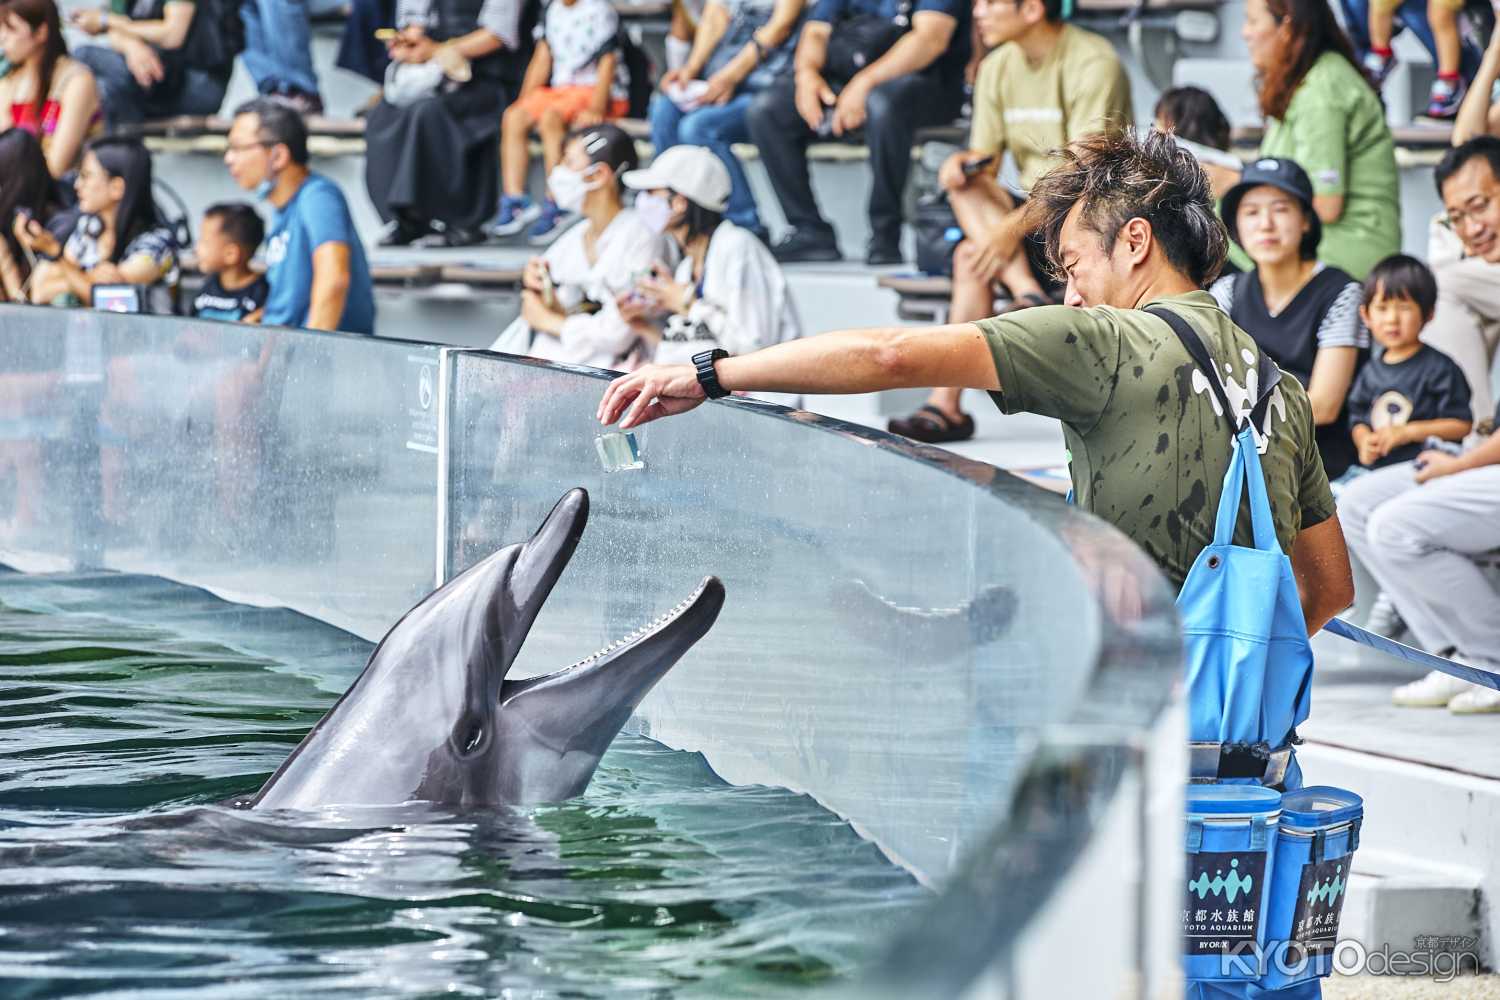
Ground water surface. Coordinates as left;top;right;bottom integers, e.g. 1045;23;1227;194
0;571;924;998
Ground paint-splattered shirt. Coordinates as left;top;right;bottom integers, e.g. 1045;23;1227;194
978;290;1336;590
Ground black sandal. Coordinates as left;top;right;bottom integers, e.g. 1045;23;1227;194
887;404;975;443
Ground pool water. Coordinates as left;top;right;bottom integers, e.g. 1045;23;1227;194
0;571;925;998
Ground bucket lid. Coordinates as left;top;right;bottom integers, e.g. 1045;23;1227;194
1280;786;1363;828
1187;784;1283;816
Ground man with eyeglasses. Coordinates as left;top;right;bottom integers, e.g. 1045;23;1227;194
1425;135;1500;424
223;98;375;335
884;0;1131;445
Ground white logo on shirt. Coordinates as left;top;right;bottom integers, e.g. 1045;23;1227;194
265;232;290;269
1003;108;1065;124
1190;347;1289;453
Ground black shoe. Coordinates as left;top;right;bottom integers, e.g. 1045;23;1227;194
268;87;325;117
770;229;842;263
439;226;486;248
379;219;430;247
866;239;904;266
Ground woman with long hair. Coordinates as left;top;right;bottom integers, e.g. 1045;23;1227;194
1241;0;1399;279
0;0;100;178
15;137;179;310
0;127;65;300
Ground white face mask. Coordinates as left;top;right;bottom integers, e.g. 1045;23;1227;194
548;165;601;213
635;191;675;235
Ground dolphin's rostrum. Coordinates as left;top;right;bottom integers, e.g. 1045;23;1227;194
248;488;725;810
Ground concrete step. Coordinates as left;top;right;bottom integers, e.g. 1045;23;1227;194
1343;851;1484;963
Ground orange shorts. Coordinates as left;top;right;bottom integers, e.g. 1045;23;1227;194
513;86;630;125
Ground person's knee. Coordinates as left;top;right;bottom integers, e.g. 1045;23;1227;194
538;108;566;136
1366;499;1434;558
677;112;716;147
951;240;991;285
502;104;530;134
863;79;910;131
746;89;783;135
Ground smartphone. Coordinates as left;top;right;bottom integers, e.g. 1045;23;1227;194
537;262;556;311
961;153;997;178
374;27;397;41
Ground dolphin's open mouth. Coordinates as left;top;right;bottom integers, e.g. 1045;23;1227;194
555;576;720;673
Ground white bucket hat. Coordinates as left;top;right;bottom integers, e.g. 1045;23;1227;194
622;145;732;213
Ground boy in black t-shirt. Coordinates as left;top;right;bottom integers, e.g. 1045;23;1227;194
1349;255;1472;470
190;203;269;323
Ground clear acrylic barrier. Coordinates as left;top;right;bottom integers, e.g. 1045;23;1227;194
0;305;1183;993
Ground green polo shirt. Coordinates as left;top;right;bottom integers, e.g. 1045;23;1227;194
1258;51;1401;280
977;291;1335;589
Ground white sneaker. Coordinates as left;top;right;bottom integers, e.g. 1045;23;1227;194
1365;592;1405;637
1449;687;1500;714
1392;669;1474;707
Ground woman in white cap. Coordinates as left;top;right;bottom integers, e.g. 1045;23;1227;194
492;124;678;370
617;144;802;364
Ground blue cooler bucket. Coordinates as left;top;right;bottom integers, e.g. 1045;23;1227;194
1182;785;1278;983
1260;786;1363;989
1185;785;1282;982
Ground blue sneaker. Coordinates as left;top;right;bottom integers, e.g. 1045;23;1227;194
1425;76;1467;120
527;201;571;245
487;195;539;238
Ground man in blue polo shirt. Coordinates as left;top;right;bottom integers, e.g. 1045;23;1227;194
224;98;376;335
746;0;969;266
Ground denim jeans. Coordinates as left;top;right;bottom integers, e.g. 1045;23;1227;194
1337;0;1479;77
74;45;228;126
241;0;321;97
649;91;762;233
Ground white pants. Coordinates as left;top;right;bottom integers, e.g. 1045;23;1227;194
1337;460;1500;664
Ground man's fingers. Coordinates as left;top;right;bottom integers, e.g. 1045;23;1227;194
619;380;661;430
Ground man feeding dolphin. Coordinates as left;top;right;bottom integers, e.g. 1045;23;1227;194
246;488;724;810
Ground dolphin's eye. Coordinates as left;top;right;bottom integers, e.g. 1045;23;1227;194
453;716;487;756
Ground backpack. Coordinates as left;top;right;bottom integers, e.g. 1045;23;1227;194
180;0;245;77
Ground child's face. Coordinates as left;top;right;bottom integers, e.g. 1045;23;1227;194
1360;291;1425;352
194;217;238;274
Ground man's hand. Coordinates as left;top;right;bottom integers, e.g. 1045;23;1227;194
71;8;108;34
13;216;61;260
794;69;835;132
598;363;707;429
830;77;869;136
122;37;165;87
1414;449;1465;483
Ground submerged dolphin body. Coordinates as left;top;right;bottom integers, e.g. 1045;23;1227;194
248;488;724;810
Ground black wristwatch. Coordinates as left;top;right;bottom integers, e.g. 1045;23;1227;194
692;348;730;399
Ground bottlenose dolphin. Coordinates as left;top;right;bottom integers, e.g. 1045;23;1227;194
247;488;724;810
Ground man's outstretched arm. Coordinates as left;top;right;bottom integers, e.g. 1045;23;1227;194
598;323;999;429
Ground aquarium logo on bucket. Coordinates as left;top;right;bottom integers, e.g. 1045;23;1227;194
1218;936;1481;982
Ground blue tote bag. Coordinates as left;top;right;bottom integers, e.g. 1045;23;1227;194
1148;308;1315;793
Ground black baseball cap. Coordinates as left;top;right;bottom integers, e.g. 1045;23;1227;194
1222;157;1321;260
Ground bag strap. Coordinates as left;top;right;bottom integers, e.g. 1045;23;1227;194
1147;305;1281;551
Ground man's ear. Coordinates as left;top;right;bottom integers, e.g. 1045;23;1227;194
1120;216;1154;268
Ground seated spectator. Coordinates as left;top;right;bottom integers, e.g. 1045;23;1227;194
1454;20;1500;144
493;125;677;369
1348;255;1472;470
1237;0;1399;280
1424;137;1500;424
489;0;630;244
886;0;1130;443
745;0;970;265
1153;85;1252;274
336;0;395;85
69;0;231;129
14;137;179;311
1338;393;1500;713
1363;0;1468;118
240;0;323;114
223;99;375;333
648;0;804;241
1341;0;1479;118
190;201;268;322
0;0;99;178
1211;158;1368;479
0;127;68;300
617;144;802;361
364;0;528;247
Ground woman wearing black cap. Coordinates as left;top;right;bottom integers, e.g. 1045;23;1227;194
1211;156;1369;478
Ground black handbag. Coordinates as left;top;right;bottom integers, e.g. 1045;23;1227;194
823;0;912;81
912;192;960;277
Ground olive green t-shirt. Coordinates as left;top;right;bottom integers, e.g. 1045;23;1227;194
1258;51;1400;280
969;24;1134;192
978;291;1336;589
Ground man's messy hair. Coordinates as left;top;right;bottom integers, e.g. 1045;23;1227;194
1026;128;1229;288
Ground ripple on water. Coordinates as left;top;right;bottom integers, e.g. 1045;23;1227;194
0;573;926;998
